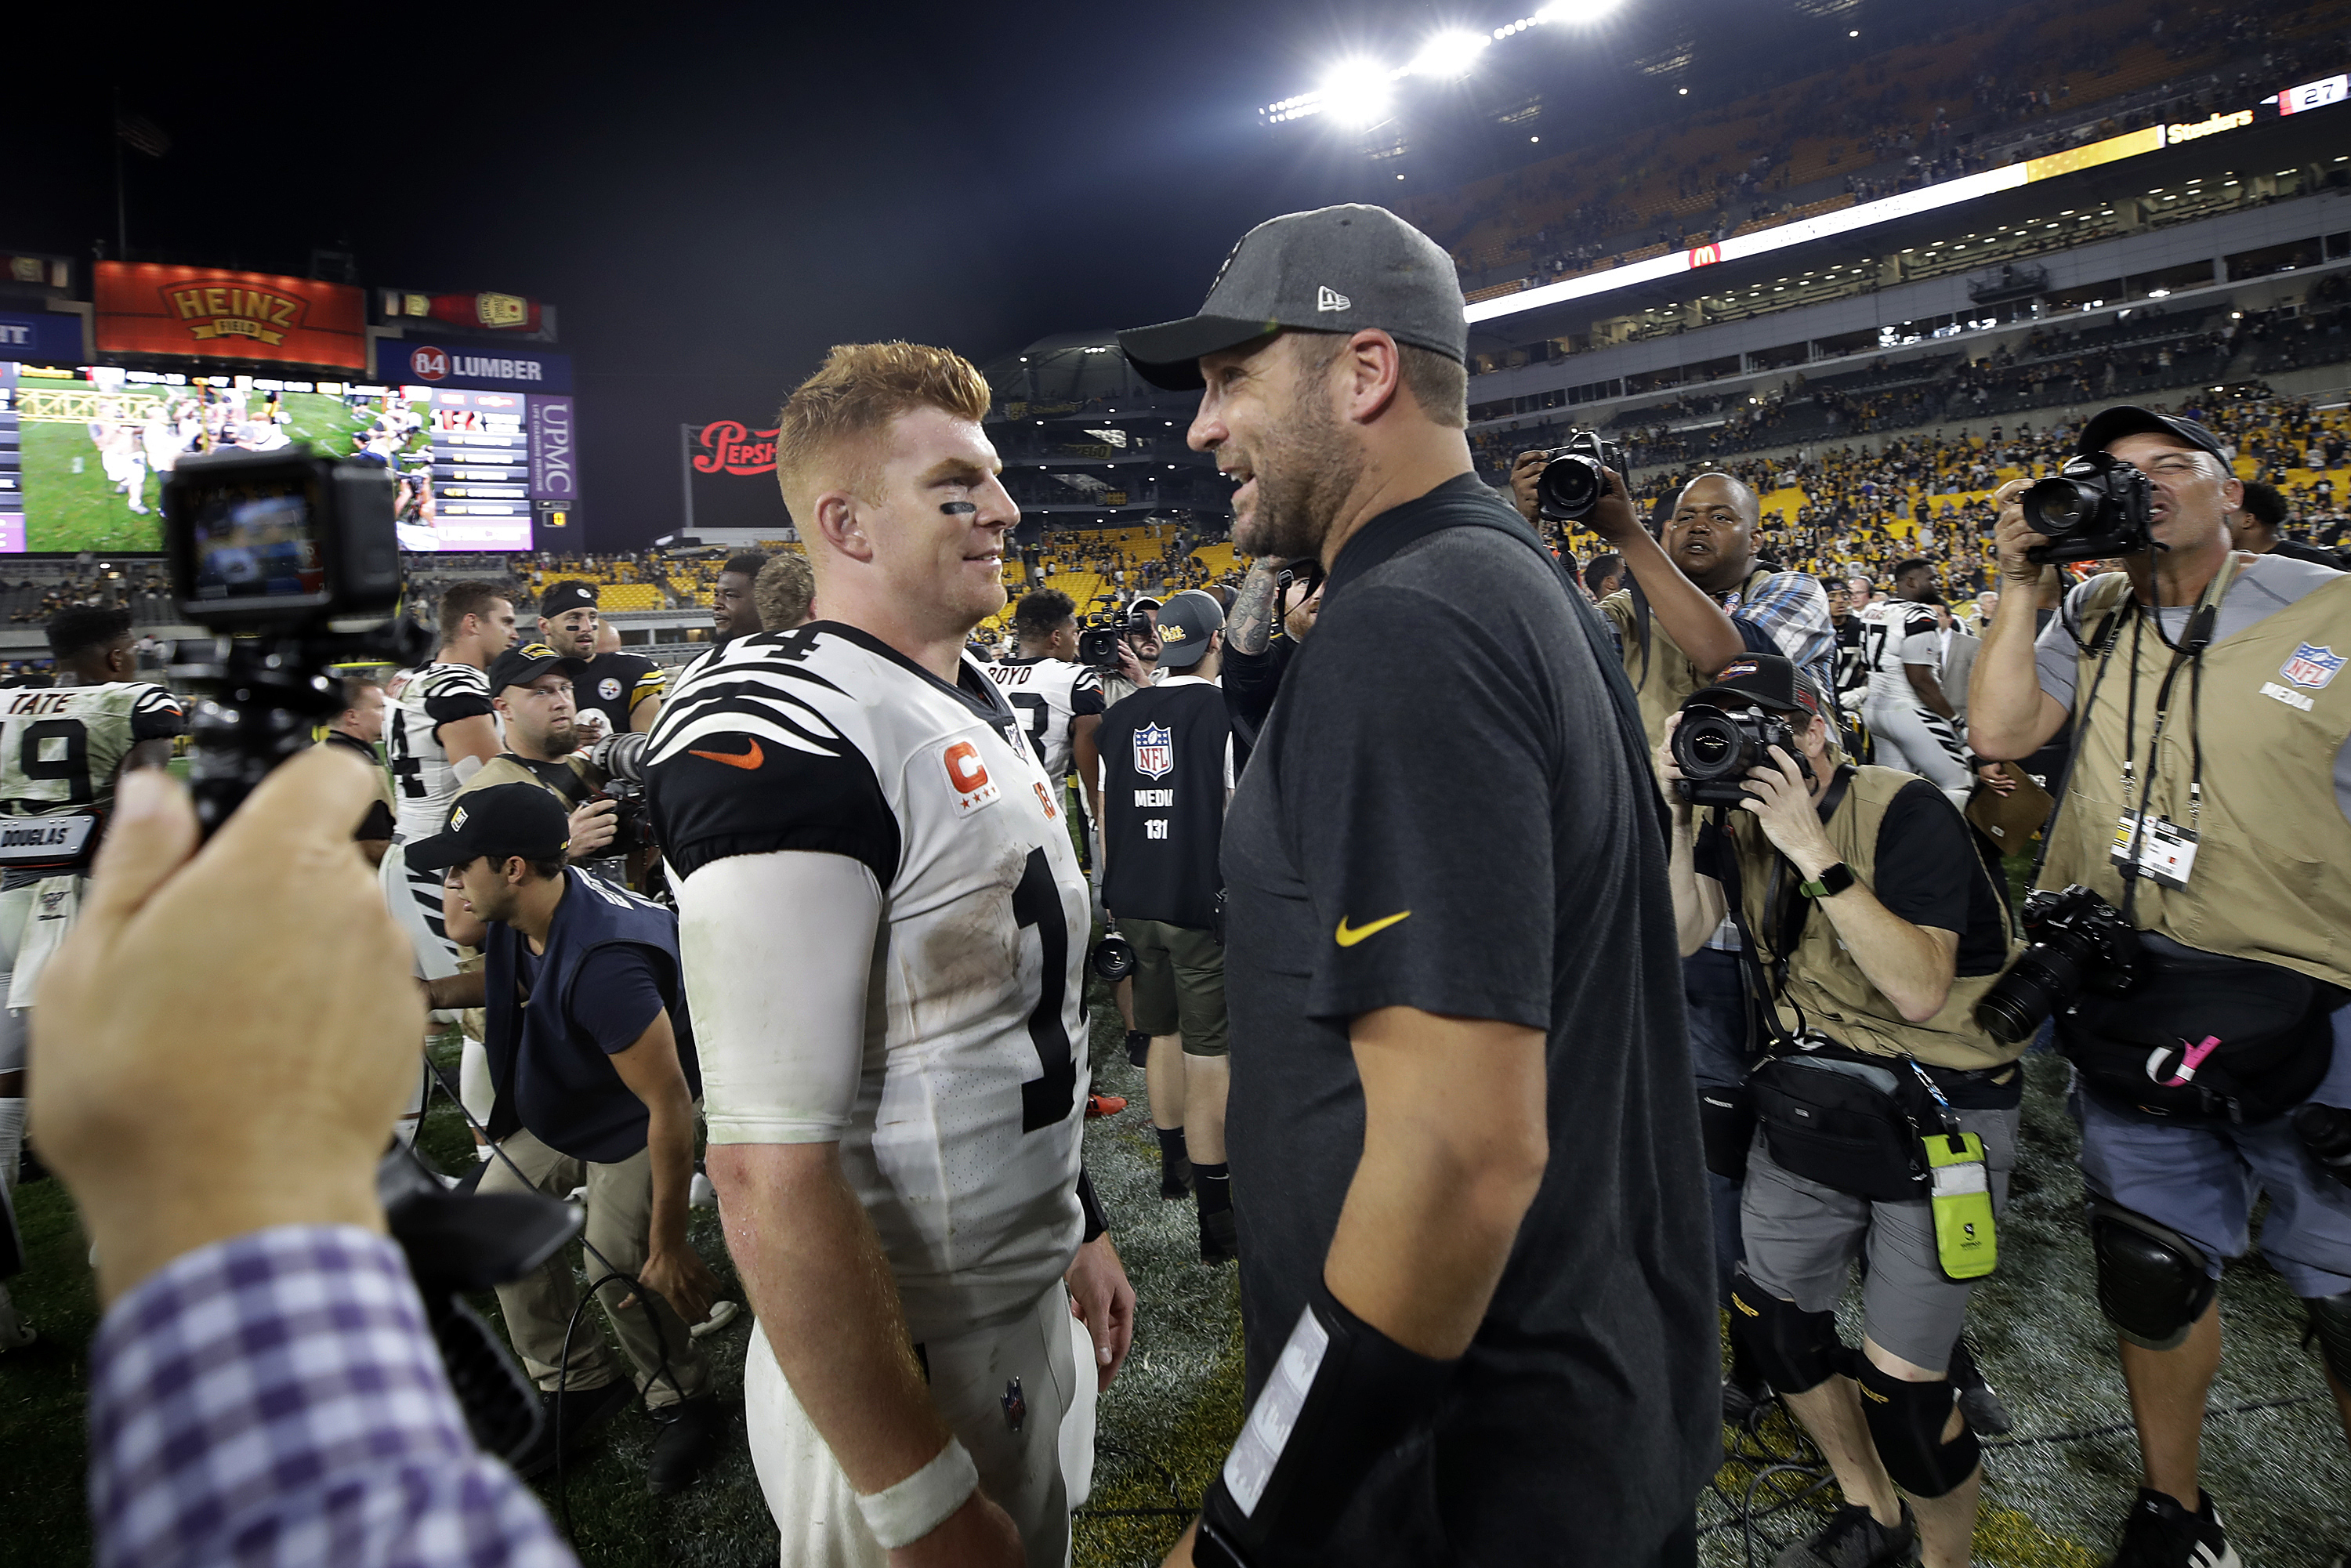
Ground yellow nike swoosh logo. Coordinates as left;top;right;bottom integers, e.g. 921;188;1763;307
1335;911;1411;947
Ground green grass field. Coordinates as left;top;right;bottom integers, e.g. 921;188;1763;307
13;386;377;555
3;971;2347;1566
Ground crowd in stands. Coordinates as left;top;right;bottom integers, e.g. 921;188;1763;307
1534;393;2351;612
1422;0;2351;298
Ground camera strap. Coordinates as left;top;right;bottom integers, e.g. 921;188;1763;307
2112;556;2233;922
1712;764;1853;1056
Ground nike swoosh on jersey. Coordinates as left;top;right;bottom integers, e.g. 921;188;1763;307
1335;911;1411;947
688;738;766;770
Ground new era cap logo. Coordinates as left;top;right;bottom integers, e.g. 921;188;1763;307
1317;285;1351;312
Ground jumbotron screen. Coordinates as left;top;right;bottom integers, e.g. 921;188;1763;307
0;365;542;554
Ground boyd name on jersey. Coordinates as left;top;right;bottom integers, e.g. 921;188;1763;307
647;625;1091;1339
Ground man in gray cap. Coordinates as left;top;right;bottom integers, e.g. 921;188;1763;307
1121;205;1715;1567
1972;405;2351;1568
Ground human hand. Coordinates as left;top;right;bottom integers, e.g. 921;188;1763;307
1579;466;1644;546
1065;1232;1136;1391
1975;762;2019;796
1654;712;1693;820
1114;639;1147;688
1737;746;1836;876
630;1240;721;1327
888;1491;1024;1568
567;796;619;859
1509;450;1546;523
572;707;613;747
32;749;422;1305
1991;479;2052;587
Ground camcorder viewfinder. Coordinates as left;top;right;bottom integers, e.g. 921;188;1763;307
2018;454;2154;565
1671;700;1814;808
164;447;404;629
1534;430;1628;523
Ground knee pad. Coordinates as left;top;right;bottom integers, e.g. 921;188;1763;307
2088;1199;2216;1351
2307;1291;2351;1389
1728;1268;1843;1395
1855;1360;1979;1498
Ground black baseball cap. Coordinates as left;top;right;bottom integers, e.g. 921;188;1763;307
539;581;600;616
1118;205;1468;391
1688;654;1826;719
1154;591;1224;670
487;642;570;693
404;782;571;871
2076;405;2230;465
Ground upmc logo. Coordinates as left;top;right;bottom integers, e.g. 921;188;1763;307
528;397;576;501
1689;242;1722;268
694;419;780;476
410;346;448;382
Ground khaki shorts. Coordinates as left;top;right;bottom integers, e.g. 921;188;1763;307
1122;918;1226;1057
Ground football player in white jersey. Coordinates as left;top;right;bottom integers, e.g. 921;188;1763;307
380;581;516;1130
1859;558;1971;793
646;343;1132;1568
985;588;1106;831
0;606;185;1352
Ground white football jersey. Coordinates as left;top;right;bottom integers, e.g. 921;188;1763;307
983;655;1104;780
1860;600;1942;708
647;626;1090;1338
385;661;496;841
0;681;185;815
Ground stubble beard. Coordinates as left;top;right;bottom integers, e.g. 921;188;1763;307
1233;378;1353;563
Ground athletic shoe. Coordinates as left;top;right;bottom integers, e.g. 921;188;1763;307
2105;1487;2241;1568
646;1394;724;1496
508;1379;636;1481
1125;1030;1151;1068
1773;1500;1917;1568
1201;1208;1239;1264
690;1299;741;1339
689;1171;718;1208
1085;1093;1128;1119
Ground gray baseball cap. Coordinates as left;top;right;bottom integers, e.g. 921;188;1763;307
1118;205;1467;391
1154;590;1224;669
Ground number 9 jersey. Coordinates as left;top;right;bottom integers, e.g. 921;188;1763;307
0;681;186;816
644;625;1091;1340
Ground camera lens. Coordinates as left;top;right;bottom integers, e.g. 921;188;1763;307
1974;941;2086;1044
1535;454;1604;521
1671;707;1749;782
2022;476;2098;538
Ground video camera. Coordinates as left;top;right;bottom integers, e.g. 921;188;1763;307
2018;454;2154;564
162;445;578;1465
1670;696;1814;808
1078;610;1154;672
1532;430;1628;523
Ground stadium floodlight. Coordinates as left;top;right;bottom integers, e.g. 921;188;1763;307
1409;29;1491;78
1534;0;1620;23
1322;59;1402;125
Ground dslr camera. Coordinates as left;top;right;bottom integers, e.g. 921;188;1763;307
1973;883;2143;1045
1532;430;1628;523
596;779;657;856
2018;454;2154;564
1671;697;1814;808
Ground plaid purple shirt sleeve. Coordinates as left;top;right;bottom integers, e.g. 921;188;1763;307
89;1225;576;1568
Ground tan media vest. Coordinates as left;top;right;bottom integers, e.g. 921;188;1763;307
1604;566;1777;749
1730;765;2023;1071
2039;560;2351;992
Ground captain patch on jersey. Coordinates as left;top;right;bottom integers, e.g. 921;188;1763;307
643;625;1090;1339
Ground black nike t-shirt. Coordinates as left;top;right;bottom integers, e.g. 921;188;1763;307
1221;475;1717;1563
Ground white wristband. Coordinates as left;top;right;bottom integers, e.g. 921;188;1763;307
853;1438;980;1549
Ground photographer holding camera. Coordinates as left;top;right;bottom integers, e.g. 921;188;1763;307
1969;406;2351;1567
411;782;723;1491
449;644;641;883
1660;654;2020;1568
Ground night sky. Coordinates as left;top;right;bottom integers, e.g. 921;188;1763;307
16;1;1918;551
